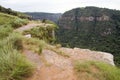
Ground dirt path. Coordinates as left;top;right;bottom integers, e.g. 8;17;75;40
15;22;53;32
23;49;77;80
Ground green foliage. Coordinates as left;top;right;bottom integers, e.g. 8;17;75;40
0;47;33;80
0;33;34;80
74;61;120;80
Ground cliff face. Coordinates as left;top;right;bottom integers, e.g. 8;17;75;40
58;7;117;36
57;7;120;66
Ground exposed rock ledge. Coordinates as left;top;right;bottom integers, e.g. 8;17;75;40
60;47;115;66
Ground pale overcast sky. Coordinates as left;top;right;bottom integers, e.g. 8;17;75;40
0;0;120;13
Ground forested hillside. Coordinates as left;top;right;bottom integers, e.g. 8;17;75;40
57;7;120;66
25;12;62;22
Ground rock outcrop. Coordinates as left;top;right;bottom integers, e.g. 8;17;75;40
60;47;115;66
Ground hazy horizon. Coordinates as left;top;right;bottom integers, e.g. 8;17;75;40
0;0;120;13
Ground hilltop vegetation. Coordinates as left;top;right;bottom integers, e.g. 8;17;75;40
0;12;28;28
0;5;30;19
57;7;120;66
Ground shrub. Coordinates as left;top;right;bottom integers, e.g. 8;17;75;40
23;25;56;43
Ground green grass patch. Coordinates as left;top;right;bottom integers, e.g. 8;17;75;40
74;61;120;80
0;25;13;40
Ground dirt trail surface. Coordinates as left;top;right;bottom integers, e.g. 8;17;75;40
15;22;53;32
23;49;77;80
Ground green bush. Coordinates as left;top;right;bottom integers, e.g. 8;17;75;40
74;61;120;80
23;25;56;43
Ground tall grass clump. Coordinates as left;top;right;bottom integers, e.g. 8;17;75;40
0;46;33;80
0;25;13;40
0;33;23;51
0;33;34;80
8;33;23;51
74;61;120;80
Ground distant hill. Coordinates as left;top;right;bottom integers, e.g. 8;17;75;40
0;5;30;19
57;6;120;66
25;12;62;22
